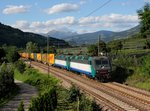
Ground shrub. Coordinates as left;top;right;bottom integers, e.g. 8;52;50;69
6;47;20;63
0;63;15;99
28;88;57;111
140;55;150;75
15;60;26;73
17;101;25;111
68;85;81;103
113;55;134;68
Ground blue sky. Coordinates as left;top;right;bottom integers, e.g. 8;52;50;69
0;0;149;34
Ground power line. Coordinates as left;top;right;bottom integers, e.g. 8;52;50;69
85;0;112;17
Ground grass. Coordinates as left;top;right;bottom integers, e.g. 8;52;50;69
126;73;150;91
15;67;101;111
14;68;59;93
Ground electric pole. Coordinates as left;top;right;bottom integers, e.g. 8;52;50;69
47;36;49;77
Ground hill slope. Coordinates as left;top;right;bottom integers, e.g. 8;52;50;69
0;23;69;47
45;30;78;39
64;25;140;45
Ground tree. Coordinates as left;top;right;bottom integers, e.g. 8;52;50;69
26;42;38;53
137;3;150;37
97;41;107;53
41;46;56;54
15;60;26;73
144;39;150;49
112;41;123;55
87;44;98;56
6;46;20;63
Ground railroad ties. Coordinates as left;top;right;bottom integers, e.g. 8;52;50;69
31;61;150;111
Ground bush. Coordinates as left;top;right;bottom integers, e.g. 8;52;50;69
28;88;57;111
68;85;102;111
140;55;150;75
0;63;15;97
17;101;25;111
15;60;26;73
113;55;134;68
68;85;81;103
6;47;20;63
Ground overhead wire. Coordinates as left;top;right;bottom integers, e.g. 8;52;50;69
85;0;112;17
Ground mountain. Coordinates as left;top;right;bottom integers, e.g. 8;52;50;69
64;25;140;45
0;23;69;48
45;30;78;39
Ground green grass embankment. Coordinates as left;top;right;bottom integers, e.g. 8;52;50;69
125;68;150;91
14;67;101;111
14;68;59;92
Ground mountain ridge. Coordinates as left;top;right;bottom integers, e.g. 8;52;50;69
64;25;140;45
0;23;69;48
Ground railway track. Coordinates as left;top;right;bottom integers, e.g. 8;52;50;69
30;61;150;111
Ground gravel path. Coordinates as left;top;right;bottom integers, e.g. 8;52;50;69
0;80;38;111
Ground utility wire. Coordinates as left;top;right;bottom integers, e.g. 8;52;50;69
85;0;112;17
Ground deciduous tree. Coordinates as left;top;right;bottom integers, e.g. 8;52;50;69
137;3;150;37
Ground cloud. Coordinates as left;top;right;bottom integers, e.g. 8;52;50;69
78;14;139;31
12;14;139;33
31;16;76;28
2;5;30;14
44;3;79;14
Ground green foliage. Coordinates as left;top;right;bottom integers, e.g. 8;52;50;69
78;94;92;111
0;63;14;95
97;41;107;52
5;46;20;63
144;39;150;49
113;55;134;68
17;101;25;111
26;41;38;53
111;41;123;55
126;68;150;91
140;55;150;75
0;23;69;48
111;66;134;83
111;55;135;83
68;85;81;103
67;85;102;111
15;60;26;73
87;44;98;56
91;100;102;111
14;68;59;92
28;88;57;111
0;63;17;105
41;46;57;54
137;3;150;37
0;48;5;60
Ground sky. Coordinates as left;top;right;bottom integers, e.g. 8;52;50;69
0;0;150;34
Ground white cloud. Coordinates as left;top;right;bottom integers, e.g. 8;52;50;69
44;3;79;14
78;14;139;31
13;20;29;29
11;14;139;33
2;5;30;14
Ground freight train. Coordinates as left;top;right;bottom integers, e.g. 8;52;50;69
20;53;111;81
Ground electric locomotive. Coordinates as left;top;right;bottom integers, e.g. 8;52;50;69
20;53;111;81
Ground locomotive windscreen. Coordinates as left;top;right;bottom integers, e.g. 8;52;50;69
95;59;108;66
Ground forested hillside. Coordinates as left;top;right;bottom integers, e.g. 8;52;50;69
0;23;69;48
